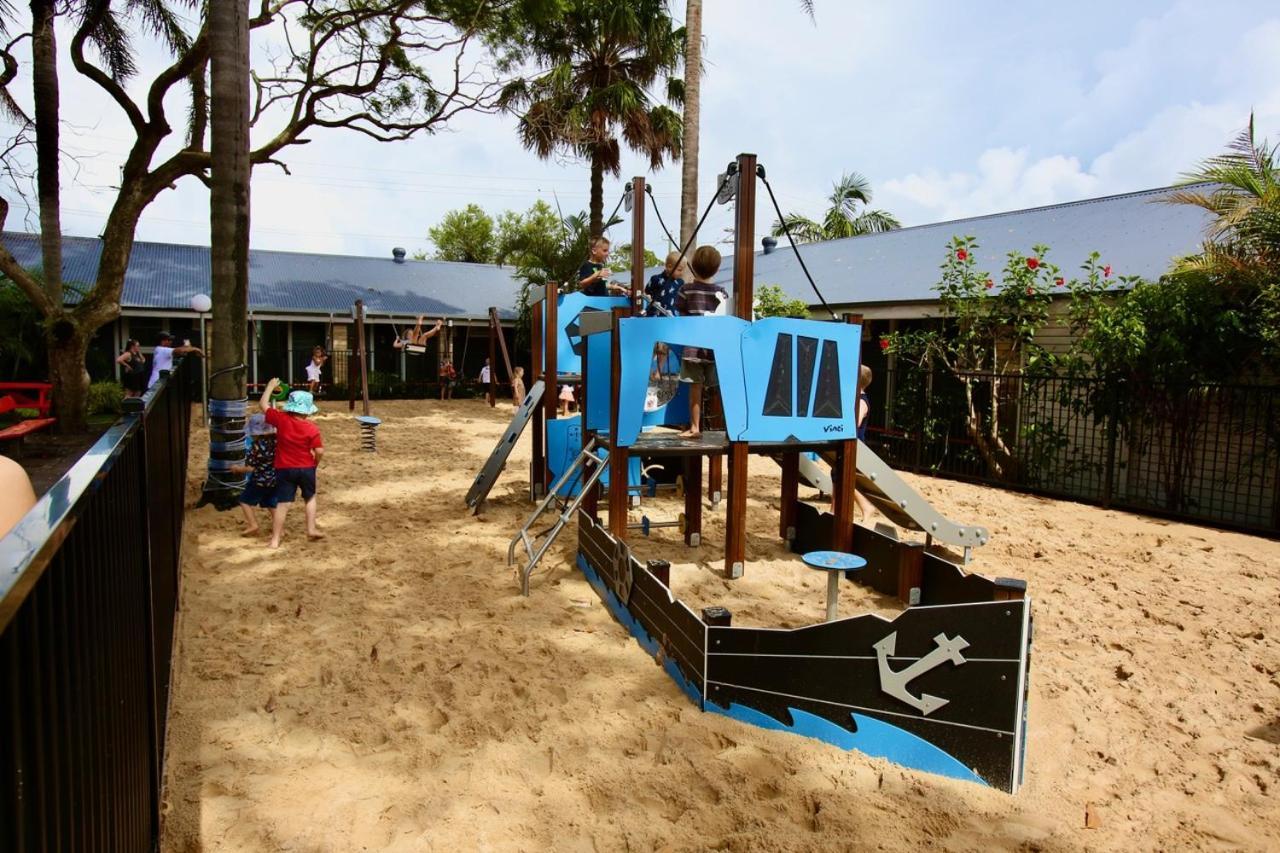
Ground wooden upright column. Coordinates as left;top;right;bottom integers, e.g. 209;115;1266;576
487;317;498;406
543;282;559;490
830;314;863;552
581;315;599;522
608;308;630;538
630;176;646;316
723;153;757;579
530;297;545;499
779;451;799;542
684;455;703;546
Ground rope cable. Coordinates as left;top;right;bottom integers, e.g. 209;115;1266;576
644;185;678;248
757;166;839;320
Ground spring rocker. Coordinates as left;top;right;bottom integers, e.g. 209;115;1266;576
487;155;1032;793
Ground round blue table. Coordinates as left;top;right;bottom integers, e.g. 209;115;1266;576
801;551;868;622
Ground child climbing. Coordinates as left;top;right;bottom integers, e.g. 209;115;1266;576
676;246;728;439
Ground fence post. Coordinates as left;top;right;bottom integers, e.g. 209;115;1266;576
1102;390;1118;508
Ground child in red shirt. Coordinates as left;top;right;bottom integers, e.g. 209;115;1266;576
261;378;325;548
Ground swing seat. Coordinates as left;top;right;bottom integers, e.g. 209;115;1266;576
404;344;427;355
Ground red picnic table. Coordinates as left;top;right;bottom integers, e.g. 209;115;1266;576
0;382;53;418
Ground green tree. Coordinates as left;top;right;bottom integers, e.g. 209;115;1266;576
1165;116;1280;353
429;204;496;263
608;242;659;273
754;283;809;319
0;1;554;430
886;237;1063;479
499;0;684;237
771;172;900;244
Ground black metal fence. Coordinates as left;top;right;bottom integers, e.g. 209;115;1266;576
0;357;196;850
251;348;510;400
868;369;1280;536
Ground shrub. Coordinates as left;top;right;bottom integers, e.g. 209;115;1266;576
87;381;124;416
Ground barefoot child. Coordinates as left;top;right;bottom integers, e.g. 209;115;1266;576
260;378;324;548
675;246;728;439
230;413;278;536
511;366;526;404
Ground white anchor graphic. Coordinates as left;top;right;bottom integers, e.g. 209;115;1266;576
873;631;969;716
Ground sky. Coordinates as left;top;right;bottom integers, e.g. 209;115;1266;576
3;0;1279;263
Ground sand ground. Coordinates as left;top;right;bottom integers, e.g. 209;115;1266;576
161;399;1280;852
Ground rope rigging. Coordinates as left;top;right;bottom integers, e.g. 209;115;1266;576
756;164;839;320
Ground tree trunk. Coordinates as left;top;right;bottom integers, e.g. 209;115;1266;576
209;0;251;403
31;0;62;303
47;320;90;433
589;150;605;238
679;0;702;247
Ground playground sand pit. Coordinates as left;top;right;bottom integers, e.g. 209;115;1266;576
162;399;1280;852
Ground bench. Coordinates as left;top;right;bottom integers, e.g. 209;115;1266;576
0;382;53;418
0;395;56;455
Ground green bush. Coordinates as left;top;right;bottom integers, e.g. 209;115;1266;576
87;381;124;416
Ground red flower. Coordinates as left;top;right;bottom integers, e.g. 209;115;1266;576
1026;257;1039;270
1055;277;1065;287
955;249;968;261
984;279;994;290
878;338;890;351
1026;287;1034;296
1102;265;1112;278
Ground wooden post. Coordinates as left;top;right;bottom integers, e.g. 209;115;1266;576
581;316;599;522
530;297;545;499
684;455;703;546
490;306;514;386
630;176;646;317
897;545;924;606
543;282;559;491
830;314;863;552
608;307;629;539
723;153;757;579
354;299;370;416
779;451;799;542
487;315;497;406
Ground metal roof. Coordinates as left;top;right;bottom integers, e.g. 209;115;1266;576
704;185;1214;306
1;232;523;318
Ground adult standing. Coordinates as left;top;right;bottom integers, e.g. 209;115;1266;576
148;331;204;389
577;237;626;296
115;338;148;398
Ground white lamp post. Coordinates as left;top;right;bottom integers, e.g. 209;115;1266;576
190;293;212;423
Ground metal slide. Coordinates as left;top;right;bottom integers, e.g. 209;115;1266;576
465;380;545;513
786;442;990;552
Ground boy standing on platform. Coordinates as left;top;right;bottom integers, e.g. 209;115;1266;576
260;378;325;549
578;237;627;296
676;246;728;439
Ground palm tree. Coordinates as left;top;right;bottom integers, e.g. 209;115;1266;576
771;171;900;244
501;0;684;237
1166;115;1280;350
678;0;814;245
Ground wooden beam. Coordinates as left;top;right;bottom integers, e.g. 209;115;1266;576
722;153;757;579
486;313;497;407
608;307;629;539
530;298;545;499
543;282;559;490
779;451;799;542
353;299;370;416
630;176;646;317
489;306;514;383
684;455;703;546
581;317;599;522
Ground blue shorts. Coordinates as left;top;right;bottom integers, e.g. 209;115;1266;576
239;481;279;509
274;467;317;503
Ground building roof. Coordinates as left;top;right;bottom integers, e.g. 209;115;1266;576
1;232;523;319
705;185;1214;306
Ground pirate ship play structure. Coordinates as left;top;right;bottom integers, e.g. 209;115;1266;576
468;154;1032;793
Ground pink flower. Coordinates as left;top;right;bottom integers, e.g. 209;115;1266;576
1026;257;1039;270
984;279;994;290
1026;287;1034;296
1102;265;1112;278
879;339;890;351
956;249;968;261
1055;277;1065;287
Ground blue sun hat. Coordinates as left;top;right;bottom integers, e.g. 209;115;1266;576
246;412;276;436
282;390;319;415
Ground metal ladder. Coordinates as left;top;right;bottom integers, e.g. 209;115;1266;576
508;437;608;596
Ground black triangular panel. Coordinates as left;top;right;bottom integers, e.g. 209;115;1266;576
763;333;793;416
796;336;818;417
812;339;843;418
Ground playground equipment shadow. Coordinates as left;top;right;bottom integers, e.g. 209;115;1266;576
161;399;1280;852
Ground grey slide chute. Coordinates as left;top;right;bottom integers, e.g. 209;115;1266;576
789;442;990;551
465;380;545;513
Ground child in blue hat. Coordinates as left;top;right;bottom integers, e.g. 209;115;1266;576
231;412;278;536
